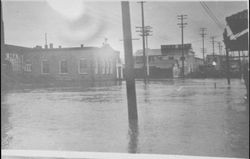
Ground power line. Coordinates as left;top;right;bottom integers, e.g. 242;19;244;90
200;3;222;29
199;2;224;30
202;2;224;28
200;2;223;29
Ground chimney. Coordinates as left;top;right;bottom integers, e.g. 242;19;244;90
80;44;84;48
49;43;53;49
44;44;48;49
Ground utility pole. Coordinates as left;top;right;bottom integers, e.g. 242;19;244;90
1;0;6;64
211;36;216;57
136;25;152;77
223;29;230;85
218;42;222;55
121;1;138;123
138;1;147;82
200;28;206;64
145;28;152;76
177;15;187;78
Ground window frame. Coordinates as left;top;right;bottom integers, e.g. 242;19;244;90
78;58;88;75
41;59;50;74
25;63;32;72
95;59;98;75
102;60;105;74
59;60;68;74
109;61;113;74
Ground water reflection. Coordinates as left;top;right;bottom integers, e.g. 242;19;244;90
143;83;150;103
128;120;139;153
1;92;12;148
3;80;122;93
1;79;248;157
115;80;123;86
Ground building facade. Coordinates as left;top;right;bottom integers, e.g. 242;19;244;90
206;54;227;71
4;44;120;82
194;57;204;72
4;44;31;74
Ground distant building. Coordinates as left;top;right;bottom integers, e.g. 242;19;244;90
206;54;227;71
134;44;197;78
194;57;203;70
206;54;246;74
4;43;121;82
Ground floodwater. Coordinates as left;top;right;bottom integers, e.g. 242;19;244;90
1;79;249;158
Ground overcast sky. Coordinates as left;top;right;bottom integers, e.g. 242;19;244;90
2;0;248;59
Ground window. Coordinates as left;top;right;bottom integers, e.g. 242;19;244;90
168;56;174;60
135;56;143;64
149;56;154;62
95;60;98;74
109;61;113;74
24;64;32;72
102;61;105;74
41;60;49;74
162;56;168;60
79;59;88;74
98;61;102;74
108;61;111;74
105;61;109;74
60;60;68;74
157;56;163;60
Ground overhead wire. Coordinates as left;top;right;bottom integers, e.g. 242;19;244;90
199;2;224;30
200;2;220;28
202;2;224;29
200;2;223;30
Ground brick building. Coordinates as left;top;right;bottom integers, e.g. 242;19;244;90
3;43;120;82
22;44;120;82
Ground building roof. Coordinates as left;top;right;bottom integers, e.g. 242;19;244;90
4;44;119;55
161;43;192;50
195;57;203;60
135;46;194;57
32;46;100;51
161;43;194;55
4;44;32;54
223;10;248;51
226;10;248;35
134;49;162;56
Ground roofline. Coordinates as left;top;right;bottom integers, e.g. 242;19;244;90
32;47;100;51
5;44;32;50
195;57;203;60
5;44;120;53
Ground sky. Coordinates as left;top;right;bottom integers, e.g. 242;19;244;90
2;0;248;60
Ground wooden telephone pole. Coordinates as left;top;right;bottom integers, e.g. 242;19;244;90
121;1;138;122
200;28;206;64
177;15;187;78
138;1;147;82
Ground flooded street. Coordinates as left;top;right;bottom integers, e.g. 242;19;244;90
1;79;249;158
